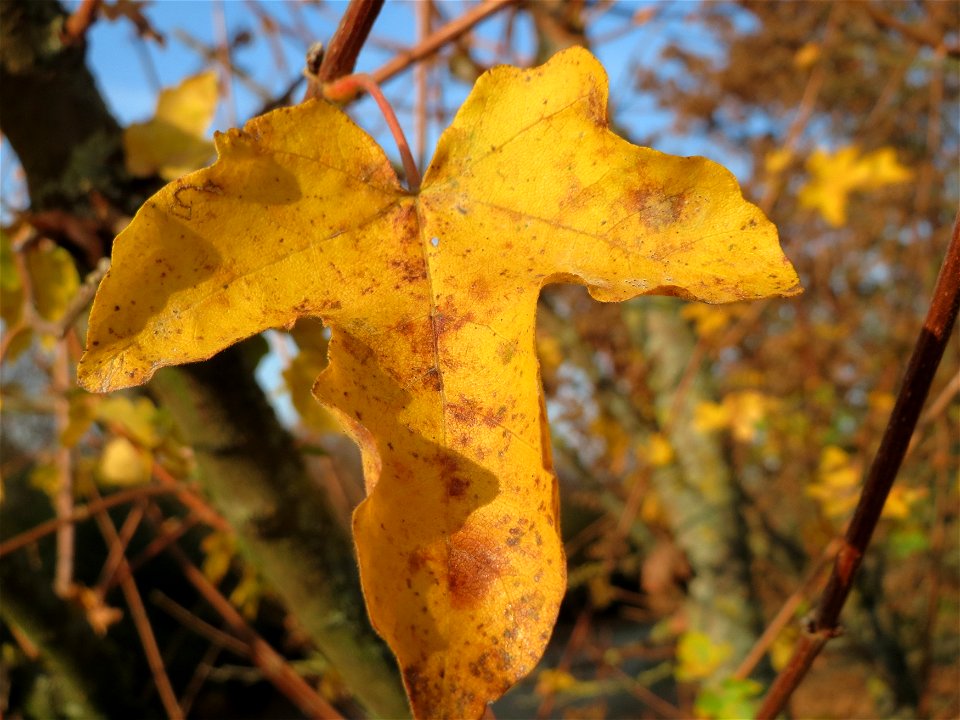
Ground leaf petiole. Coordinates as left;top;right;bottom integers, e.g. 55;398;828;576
322;73;422;192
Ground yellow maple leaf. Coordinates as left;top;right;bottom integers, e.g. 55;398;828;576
799;145;912;227
78;48;800;719
124;72;218;180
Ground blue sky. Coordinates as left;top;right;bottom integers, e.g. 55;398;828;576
78;0;740;166
4;2;752;216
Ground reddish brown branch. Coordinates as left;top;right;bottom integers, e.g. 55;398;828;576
0;485;175;557
152;461;231;532
96;500;147;592
863;4;960;59
757;214;960;719
61;0;102;45
324;73;421;191
151;590;250;657
370;0;515;87
153;512;343;719
303;0;385;100
317;0;385;83
89;489;183;719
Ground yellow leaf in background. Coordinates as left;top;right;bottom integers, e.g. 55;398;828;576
676;631;733;681
282;319;342;432
726;390;769;443
588;574;617;610
535;669;577;696
592;415;631;475
640;488;666;526
26;240;80;346
60;391;99;448
124;72;218;180
29;463;59;499
95;395;169;448
868;390;895;416
99;436;151;486
818;445;859;485
807;445;861;520
0;230;19;295
536;331;564;375
0;231;30;360
201;531;236;586
693;390;775;444
79;47;801;718
764;147;793;175
694;401;731;433
229;563;263;619
770;626;798;671
646;432;675;467
799;145;912;227
681;302;732;337
793;42;821;69
284;351;342;432
882;486;927;520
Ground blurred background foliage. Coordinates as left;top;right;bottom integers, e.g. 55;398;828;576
1;1;957;718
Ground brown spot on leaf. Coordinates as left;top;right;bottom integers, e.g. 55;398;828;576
438;453;471;497
449;396;481;426
469;277;490;302
170;180;223;220
448;524;506;610
408;550;428;575
630;185;686;230
390;256;428;283
483;405;508;428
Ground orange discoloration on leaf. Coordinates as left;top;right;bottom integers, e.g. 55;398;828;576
78;48;800;719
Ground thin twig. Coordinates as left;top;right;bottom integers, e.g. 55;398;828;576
108;515;203;592
0;484;175;557
212;0;237;128
179;641;223;718
96;500;147;593
61;0;102;45
757;214;960;719
920;368;960;425
312;0;386;91
915;423;950;717
323;73;421;191
157;528;344;719
151;590;250;657
152;461;231;532
415;0;431;170
52;342;75;597
370;0;515;88
535;607;592;719
89;487;183;719
863;4;960;59
733;537;841;680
